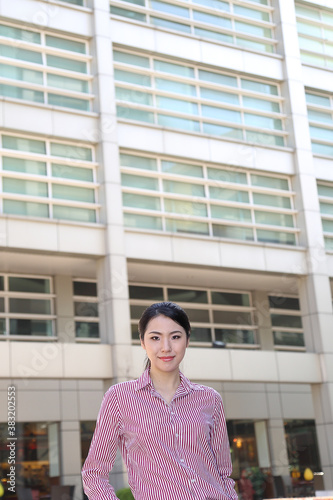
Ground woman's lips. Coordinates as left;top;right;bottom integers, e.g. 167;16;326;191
159;356;175;361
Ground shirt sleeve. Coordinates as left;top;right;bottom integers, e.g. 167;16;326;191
82;387;122;500
211;391;239;500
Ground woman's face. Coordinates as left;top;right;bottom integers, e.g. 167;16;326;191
141;314;189;376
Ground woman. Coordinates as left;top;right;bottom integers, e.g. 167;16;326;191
82;302;238;500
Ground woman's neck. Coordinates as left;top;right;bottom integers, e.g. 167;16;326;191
149;368;181;394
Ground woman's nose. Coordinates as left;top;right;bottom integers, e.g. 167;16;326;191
161;338;171;351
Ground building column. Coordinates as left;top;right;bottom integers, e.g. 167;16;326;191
54;275;75;342
267;419;292;495
60;421;83;499
252;291;274;350
91;0;132;382
277;0;333;489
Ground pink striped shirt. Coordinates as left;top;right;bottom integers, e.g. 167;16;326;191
82;369;238;500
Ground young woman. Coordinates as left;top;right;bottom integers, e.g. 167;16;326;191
82;302;238;500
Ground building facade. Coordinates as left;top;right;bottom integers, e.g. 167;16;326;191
0;0;333;498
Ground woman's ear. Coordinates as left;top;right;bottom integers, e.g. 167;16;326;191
140;337;146;350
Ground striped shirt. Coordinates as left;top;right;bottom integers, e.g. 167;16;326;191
82;369;238;500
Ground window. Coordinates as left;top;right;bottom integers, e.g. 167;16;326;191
0;275;54;337
114;49;285;146
284;420;321;497
80;421;95;466
269;295;304;349
73;280;99;339
306;91;333;158
121;152;298;245
129;284;257;347
317;181;333;249
110;0;276;54
295;3;333;70
0;422;60;498
0;133;98;223
0;22;92;111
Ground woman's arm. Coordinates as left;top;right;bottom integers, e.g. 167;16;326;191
211;391;238;500
82;387;122;500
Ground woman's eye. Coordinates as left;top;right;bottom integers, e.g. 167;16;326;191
172;335;180;340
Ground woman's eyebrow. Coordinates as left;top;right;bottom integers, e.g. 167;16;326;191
147;330;184;334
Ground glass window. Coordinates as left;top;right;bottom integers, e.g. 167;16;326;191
165;218;209;234
45;35;86;54
213;224;254;241
114;50;150;68
157;95;198;115
215;329;255;344
47;55;87;73
157;114;200;131
0;24;41;44
0;44;43;64
110;7;147;22
210;186;249;203
2;135;46;154
211;205;251;222
254;211;293;227
9;298;51;315
122;173;158;190
271;314;302;329
201;87;239;105
3;200;49;218
269;296;300;310
117;105;155;123
73;281;97;296
48;93;89;111
116;87;153;106
151;16;192;33
151;0;190;17
207;167;247;184
154;60;194;78
3;178;48;197
75;321;99;338
199;70;237;87
124;213;163;230
161;160;203;177
0;63;43;84
120;153;157;170
52;184;94;202
164;198;207;217
10;319;53;336
47;74;89;93
212;291;250;306
190;327;212;343
156;78;196;96
163;179;205;197
9;277;50;294
251;174;289;190
50;143;92;161
167;288;208;303
74;302;98;317
273;331;304;347
241;79;278;95
52;164;93;182
3;157;47;176
253;193;291;208
129;285;164;300
53;205;96;222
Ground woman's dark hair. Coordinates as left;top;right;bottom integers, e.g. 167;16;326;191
138;302;191;369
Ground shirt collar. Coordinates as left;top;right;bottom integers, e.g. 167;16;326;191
135;368;194;396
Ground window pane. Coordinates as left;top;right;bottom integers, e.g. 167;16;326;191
194;28;233;44
113;50;150;68
124;213;162;229
322;219;333;233
9;277;50;293
199;70;237;87
245;131;284;146
257;229;296;245
295;5;320;19
0;44;42;64
251;174;289;190
234;5;269;21
236;21;271;38
312;142;333;157
3;157;47;176
186;309;210;322
0;297;4;313
111;6;146;21
192;0;229;10
193;10;231;28
241;79;278;95
154;60;194;78
52;164;93;182
166;218;209;235
213;224;254;241
0;318;5;334
167;288;208;303
156;96;198;115
269;296;300;310
163;179;205;197
3;178;48;197
157;114;200;132
50;143;92;161
123;192;160;210
203;105;242;122
211;204;252;222
47;73;89;93
271;314;302;328
308;109;333;124
0;24;41;44
156;78;196;96
116;87;153;106
3;200;49;218
165;198;207;217
0;84;44;103
151;0;190;17
320;202;333;215
0;276;3;291
245;113;282;130
117;105;155;123
2;135;46;154
52;184;94;202
253;193;291;208
203;123;243;139
74;301;98;317
162;160;203;177
210;186;249;203
306;93;330;107
48;93;89;111
10;319;53;336
215;328;254;344
0;63;43;84
122;173;158;190
9;298;51;314
273;331;305;347
75;321;99;338
243;96;279;113
120;153;157;170
190;327;212;342
45;35;85;54
129;285;163;300
255;211;294;227
151;17;191;33
207;167;247;184
212;292;250;306
73;281;97;296
200;87;239;105
47;55;87;73
297;21;321;37
213;310;252;324
53;205;96;222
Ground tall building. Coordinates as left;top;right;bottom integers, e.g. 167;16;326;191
0;0;333;498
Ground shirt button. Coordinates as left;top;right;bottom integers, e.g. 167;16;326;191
180;459;184;463
175;433;179;437
191;479;196;483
